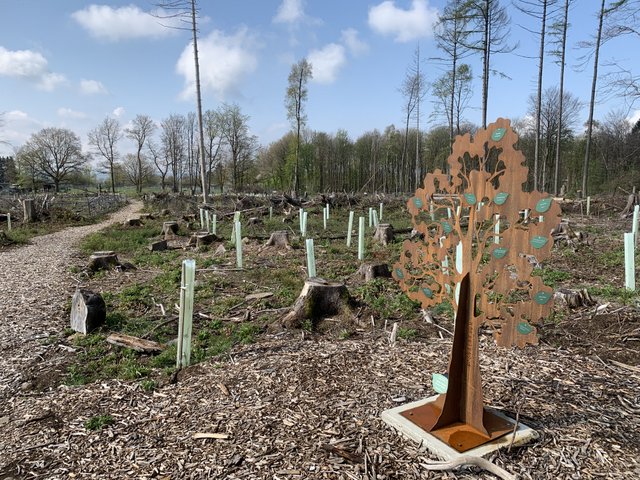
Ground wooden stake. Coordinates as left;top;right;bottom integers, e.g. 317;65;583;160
177;259;196;369
347;211;354;247
305;238;316;277
624;232;635;291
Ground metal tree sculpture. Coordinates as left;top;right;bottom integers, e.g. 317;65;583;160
393;118;560;452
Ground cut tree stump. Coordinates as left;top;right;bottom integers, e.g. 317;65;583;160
373;223;394;245
123;217;143;227
22;199;35;223
282;278;352;329
70;289;106;334
88;251;119;272
162;221;179;239
264;230;291;249
555;288;596;308
188;232;218;248
149;239;168;252
106;333;165;353
357;262;391;281
620;193;638;218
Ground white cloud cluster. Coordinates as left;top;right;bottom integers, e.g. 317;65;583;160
368;0;439;42
71;4;180;42
0;46;66;91
113;107;126;117
308;44;347;85
273;0;304;24
58;108;88;119
341;28;369;56
176;27;258;100
0;110;44;154
80;79;108;95
629;109;640;126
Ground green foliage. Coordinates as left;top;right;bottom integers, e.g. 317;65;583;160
79;222;160;255
588;285;639;304
397;327;418;340
85;414;114;431
532;268;572;288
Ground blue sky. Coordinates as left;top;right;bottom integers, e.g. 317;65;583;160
1;0;638;157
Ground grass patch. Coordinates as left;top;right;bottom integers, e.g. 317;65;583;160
532;268;572;288
85;414;114;431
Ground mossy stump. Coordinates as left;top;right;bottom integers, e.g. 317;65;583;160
282;278;352;329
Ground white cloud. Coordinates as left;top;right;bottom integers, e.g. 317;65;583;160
38;73;67;91
113;107;126;117
273;0;304;24
176;27;258;100
80;79;108;95
71;4;180;42
0;46;66;91
368;0;439;42
629;109;640;126
341;28;369;56
0;110;44;154
57;108;87;119
308;43;346;84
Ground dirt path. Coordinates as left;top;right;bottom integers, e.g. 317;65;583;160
0;201;143;399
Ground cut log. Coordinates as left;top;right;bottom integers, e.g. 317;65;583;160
555;288;596;309
162;221;179;239
373;223;394;245
70;289;106;334
282;278;352;329
264;230;291;249
106;333;165;353
149;239;168;252
357;262;391;282
88;251;119;272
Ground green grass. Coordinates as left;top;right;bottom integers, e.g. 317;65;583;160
587;284;639;304
80;222;160;256
532;268;572;288
85;414;114;431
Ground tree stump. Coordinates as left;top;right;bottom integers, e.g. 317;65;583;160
149;239;168;252
189;232;218;248
357;262;391;282
88;251;119;272
282;278;352;329
264;230;291;249
22;199;35;223
162;221;179;239
555;288;596;309
123;217;143;227
70;289;106;334
373;223;394;245
620;194;638;218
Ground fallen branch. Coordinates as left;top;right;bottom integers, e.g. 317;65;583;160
420;456;516;480
321;443;363;463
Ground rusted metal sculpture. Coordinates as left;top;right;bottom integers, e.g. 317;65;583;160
393;118;560;453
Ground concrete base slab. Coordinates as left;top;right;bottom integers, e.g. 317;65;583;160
381;395;539;460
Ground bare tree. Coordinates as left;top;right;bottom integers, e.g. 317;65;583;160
432;64;474;135
88;117;122;193
152;0;208;204
160;114;186;192
122;153;154;189
125;115;156;194
468;0;516;128
20;128;88;192
147;139;170;190
434;0;474;147
285;59;312;196
219;103;256;191
203;109;223;193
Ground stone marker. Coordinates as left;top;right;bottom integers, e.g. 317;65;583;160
71;289;106;334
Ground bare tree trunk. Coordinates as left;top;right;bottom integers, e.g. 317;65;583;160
415;44;421;191
582;0;605;198
554;0;570;196
533;0;548;192
191;0;208;204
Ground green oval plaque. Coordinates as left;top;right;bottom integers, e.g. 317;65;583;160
493;247;508;259
491;127;507;141
432;373;449;394
395;268;404;279
535;197;552;213
441;221;453;234
422;287;433;299
464;193;477;205
530;236;549;249
517;322;534;335
413;197;423;209
493;192;509;205
534;291;552;305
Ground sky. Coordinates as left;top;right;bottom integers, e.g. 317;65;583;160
0;0;639;158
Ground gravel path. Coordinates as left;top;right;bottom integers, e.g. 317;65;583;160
0;201;143;399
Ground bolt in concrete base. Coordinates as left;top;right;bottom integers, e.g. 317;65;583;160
381;395;539;460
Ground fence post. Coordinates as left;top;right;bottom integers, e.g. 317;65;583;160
176;259;196;369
